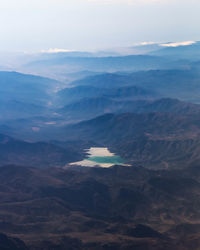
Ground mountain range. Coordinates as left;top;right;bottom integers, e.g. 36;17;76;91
1;42;200;249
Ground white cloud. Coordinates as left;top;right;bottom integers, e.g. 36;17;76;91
88;0;133;4
87;0;199;5
88;0;168;4
160;41;196;47
135;41;159;46
40;48;75;53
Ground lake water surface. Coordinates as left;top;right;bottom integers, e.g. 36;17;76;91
70;147;127;168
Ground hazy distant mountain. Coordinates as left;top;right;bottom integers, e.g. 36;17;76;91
70;69;200;103
3;97;199;140
58;97;200;122
24;55;171;79
151;41;200;60
0;71;61;106
0;100;47;120
59;97;134;120
62;70;104;82
70;73;135;88
18;45;197;81
128;69;200;103
136;98;200;114
123;43;162;55
0;71;65;122
57;84;156;106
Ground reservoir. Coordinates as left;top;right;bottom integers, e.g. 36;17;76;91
69;147;126;168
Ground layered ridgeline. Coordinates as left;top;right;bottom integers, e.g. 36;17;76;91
0;71;63;120
21;42;200;80
55;69;200;122
0;71;67;140
57;97;200;121
2;68;200;170
57;84;156;105
66;69;200;103
1;42;200;249
23;54;171;81
1;68;200;169
2;68;200;135
0;71;61;105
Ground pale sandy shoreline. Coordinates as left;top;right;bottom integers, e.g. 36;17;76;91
86;147;115;157
70;159;114;168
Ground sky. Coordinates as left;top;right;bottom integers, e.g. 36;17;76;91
0;0;199;52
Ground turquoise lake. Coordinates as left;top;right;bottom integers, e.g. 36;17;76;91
69;147;127;168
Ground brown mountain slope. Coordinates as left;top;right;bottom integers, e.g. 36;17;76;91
0;165;200;249
0;134;84;168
